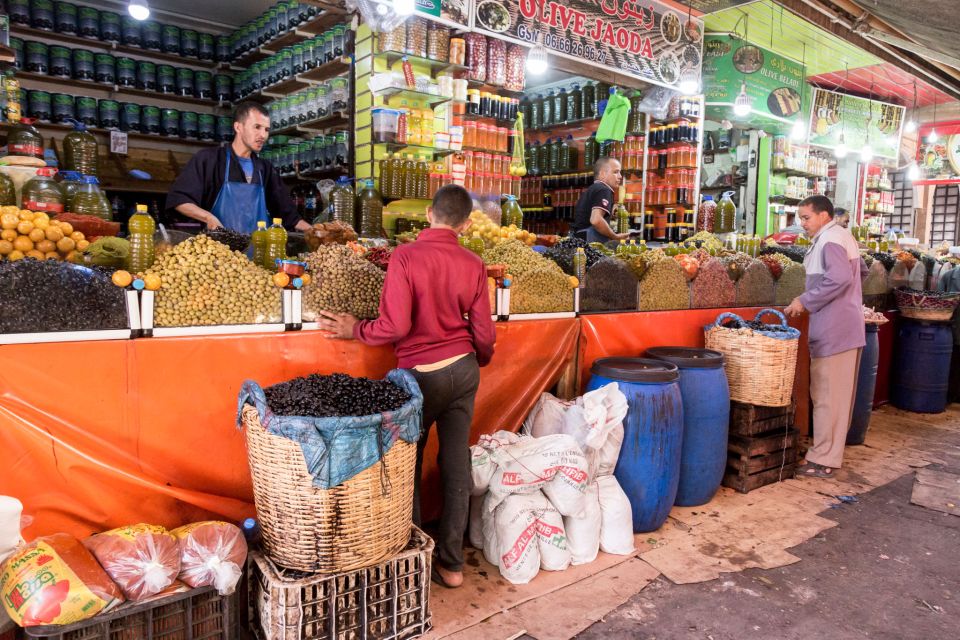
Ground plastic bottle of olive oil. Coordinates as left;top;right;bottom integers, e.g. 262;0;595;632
252;220;268;268
264;218;287;269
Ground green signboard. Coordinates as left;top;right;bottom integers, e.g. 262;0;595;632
702;34;807;129
415;0;469;28
807;88;904;160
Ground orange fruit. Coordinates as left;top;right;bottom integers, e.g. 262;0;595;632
112;270;133;287
33;212;49;223
272;272;291;288
44;226;64;242
299;272;312;286
0;212;18;230
13;236;33;253
18;210;35;221
76;239;89;251
0;240;12;255
28;228;45;243
64;250;78;263
32;217;49;230
16;220;34;235
0;205;18;216
143;273;162;291
35;239;55;254
25;250;44;260
1;229;16;242
56;237;75;253
7;250;24;261
44;251;60;261
70;231;84;242
57;222;74;236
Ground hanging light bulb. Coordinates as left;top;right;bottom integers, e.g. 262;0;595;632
928;128;939;143
835;134;848;159
526;44;548;75
860;143;873;163
393;0;416;17
904;119;917;134
907;163;921;181
790;119;805;141
128;0;150;20
733;82;750;117
678;70;699;95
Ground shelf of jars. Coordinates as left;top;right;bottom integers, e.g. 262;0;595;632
382;142;457;157
14;71;231;109
378;87;453;108
10;25;220;71
271;110;350;136
0;121;220;147
236;57;351;103
231;9;346;68
0;45;15;66
375;50;469;76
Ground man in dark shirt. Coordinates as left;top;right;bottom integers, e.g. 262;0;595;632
316;185;496;590
572;157;629;243
165;101;310;233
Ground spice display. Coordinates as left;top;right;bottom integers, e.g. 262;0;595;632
504;45;526;91
625;247;667;280
264;372;411;418
487;38;506;87
0;259;127;333
78;236;129;268
774;263;806;306
685;230;724;253
302;244;385;320
378;24;405;53
722;253;752;282
200;228;250;252
363;246;392;271
639;257;690;311
862;261;890;296
464;33;487;82
691;258;735;309
483;239;553;276
735;260;775;307
674;253;699;280
581;258;639;311
759;253;791;280
510;266;574;314
146;235;281;327
543;236;603;275
760;244;807;264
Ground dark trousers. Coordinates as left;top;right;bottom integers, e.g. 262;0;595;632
409;354;480;572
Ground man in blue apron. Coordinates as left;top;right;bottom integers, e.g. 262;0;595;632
165;101;311;234
571;157;629;244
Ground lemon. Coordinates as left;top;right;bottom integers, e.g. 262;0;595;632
111;270;133;287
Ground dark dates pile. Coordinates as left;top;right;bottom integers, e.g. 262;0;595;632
264;372;412;418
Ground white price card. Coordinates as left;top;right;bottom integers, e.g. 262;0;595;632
110;130;128;155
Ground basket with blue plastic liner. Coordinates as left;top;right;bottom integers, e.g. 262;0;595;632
705;308;801;407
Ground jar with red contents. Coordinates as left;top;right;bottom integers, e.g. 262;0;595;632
464;33;487;82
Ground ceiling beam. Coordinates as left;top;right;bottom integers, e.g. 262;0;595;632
863;29;960;70
777;0;960;101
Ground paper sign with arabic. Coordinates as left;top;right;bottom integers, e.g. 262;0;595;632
808;88;904;160
472;0;703;89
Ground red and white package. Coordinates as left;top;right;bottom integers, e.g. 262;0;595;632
83;524;180;602
170;522;247;596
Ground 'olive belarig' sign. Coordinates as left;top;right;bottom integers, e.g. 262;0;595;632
472;0;703;90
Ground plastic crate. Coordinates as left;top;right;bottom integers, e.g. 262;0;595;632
248;526;433;640
23;586;238;640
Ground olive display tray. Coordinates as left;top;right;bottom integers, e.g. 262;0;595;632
0;290;140;345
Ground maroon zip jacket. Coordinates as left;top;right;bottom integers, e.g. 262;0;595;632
353;228;496;369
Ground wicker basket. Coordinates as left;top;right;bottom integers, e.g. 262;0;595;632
894;287;960;322
242;404;416;574
705;308;801;407
247;527;433;640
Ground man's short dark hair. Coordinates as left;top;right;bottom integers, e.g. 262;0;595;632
799;195;834;217
234;101;269;123
431;184;473;226
594;156;618;179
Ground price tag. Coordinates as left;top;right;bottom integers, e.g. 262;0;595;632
110;130;128;155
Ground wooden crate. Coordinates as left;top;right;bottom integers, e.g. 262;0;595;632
729;401;795;436
723;427;799;494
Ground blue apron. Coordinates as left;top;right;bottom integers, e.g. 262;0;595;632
210;149;270;234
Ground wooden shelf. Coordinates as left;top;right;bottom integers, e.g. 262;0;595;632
769;195;804;205
231;9;346;67
15;72;230;109
237;57;351;103
271;111;349;136
772;167;827;180
10;25;218;70
0;45;15;66
0;121;219;149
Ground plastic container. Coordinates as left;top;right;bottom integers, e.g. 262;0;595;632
21;167;66;214
161;108;180;137
645;347;729;506
371;108;400;144
57;170;83;207
501;194;523;228
136;60;157;91
252;220;269;268
77;5;98;37
265;217;287;268
586;357;683;532
717;191;736;233
0;172;17;207
847;324;880;445
891;319;952;414
94;52;115;84
121;15;141;46
49;45;71;77
356;179;384;238
7;118;44;158
71;175;111;220
55;1;78;34
119;102;141;132
27;90;51;122
127;203;156;273
25;40;48;74
63;121;99;176
330;176;355;228
74;96;97;126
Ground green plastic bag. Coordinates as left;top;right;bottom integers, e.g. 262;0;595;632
596;91;631;143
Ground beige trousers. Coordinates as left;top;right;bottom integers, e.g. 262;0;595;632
807;348;863;469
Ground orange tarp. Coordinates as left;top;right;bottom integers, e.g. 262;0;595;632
0;319;580;539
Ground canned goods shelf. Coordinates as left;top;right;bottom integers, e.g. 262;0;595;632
15;71;230;109
271;110;350;136
237;57;351;103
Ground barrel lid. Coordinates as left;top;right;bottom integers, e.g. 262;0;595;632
590;357;678;383
645;347;725;369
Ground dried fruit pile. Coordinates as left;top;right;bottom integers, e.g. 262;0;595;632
639;258;690;311
691;258;735;309
265;373;411;418
302;244;385;320
581;258;639;311
736;260;775;307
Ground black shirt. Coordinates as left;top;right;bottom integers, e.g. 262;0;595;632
573;181;615;232
165;146;303;230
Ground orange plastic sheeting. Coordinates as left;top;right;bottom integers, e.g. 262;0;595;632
578;309;811;431
0;319;579;540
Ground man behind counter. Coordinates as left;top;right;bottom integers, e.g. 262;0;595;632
571;157;630;244
165;101;311;233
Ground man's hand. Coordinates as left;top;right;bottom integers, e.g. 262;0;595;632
784;298;806;318
316;310;359;339
206;216;224;230
615;232;631;240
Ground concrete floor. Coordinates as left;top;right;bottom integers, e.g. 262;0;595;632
575;470;960;640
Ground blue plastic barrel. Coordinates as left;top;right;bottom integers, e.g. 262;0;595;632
847;324;880;444
891;319;953;413
586;357;683;532
646;347;730;506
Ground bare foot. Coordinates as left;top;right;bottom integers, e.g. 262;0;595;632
434;565;463;588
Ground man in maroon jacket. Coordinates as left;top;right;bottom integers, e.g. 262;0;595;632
318;185;496;588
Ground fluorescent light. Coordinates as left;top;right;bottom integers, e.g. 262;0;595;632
678;73;699;95
732;82;750;117
394;0;416;17
907;163;921;181
927;129;939;143
790;120;806;141
128;0;149;20
860;144;873;162
904;119;917;134
834;141;848;158
526;45;548;75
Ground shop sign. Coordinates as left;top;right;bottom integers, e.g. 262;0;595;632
415;0;470;29
702;34;807;128
471;0;703;90
913;121;960;184
807;88;904;160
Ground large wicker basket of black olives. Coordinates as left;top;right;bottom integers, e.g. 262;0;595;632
237;370;423;573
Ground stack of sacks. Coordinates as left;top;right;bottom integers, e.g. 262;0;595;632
522;383;634;567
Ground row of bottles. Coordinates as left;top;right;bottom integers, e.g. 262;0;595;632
325;177;384;237
697;192;737;234
734;234;763;257
521;83;603;130
251;218;289;269
524;136;579;176
378;153;430;200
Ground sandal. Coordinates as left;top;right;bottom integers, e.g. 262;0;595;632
795;461;834;478
431;566;463;589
